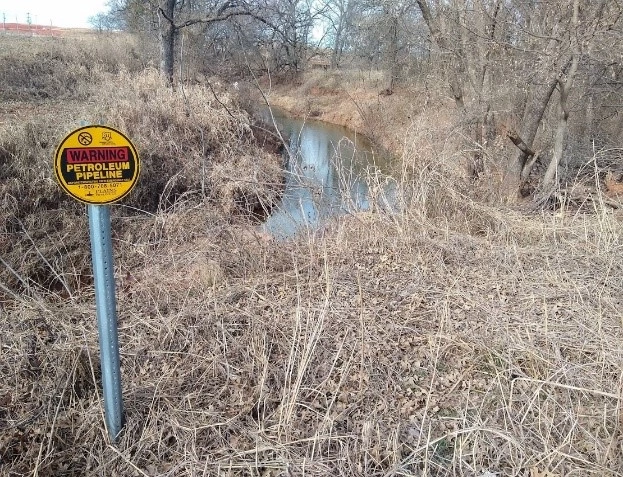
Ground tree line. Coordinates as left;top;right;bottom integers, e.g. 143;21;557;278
93;0;623;201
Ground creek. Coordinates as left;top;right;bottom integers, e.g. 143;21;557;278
257;107;395;238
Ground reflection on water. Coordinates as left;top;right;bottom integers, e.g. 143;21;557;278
258;107;394;238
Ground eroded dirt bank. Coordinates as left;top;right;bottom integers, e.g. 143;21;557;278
253;70;458;158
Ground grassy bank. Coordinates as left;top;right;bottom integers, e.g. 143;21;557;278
3;184;622;476
259;69;457;159
0;34;283;299
1;35;623;476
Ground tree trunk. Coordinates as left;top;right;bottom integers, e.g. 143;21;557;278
416;0;465;109
542;98;568;189
331;4;346;70
465;0;498;178
503;73;559;196
331;26;342;69
159;0;176;86
542;0;580;190
386;14;399;93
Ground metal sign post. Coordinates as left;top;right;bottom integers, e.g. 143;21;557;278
88;204;125;441
54;124;140;443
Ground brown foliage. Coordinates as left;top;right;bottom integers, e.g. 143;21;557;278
0;39;283;301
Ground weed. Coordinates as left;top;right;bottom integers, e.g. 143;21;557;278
1;35;623;477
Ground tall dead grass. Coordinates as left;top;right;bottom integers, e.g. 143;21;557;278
2;141;622;475
0;33;147;101
0;64;282;301
2;41;623;476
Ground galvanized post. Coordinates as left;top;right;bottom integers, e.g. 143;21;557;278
88;204;125;442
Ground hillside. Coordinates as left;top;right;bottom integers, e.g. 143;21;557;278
1;33;623;477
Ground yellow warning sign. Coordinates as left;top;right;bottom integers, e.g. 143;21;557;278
54;125;140;205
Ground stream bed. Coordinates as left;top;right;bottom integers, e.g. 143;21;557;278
257;107;395;238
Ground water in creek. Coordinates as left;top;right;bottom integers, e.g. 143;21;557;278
257;107;395;238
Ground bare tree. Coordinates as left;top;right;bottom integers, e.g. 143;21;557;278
352;0;417;93
88;12;118;32
540;0;581;192
413;0;621;197
416;0;506;176
157;0;251;85
252;0;321;74
540;0;613;194
321;0;357;69
102;0;157;34
415;0;466;109
502;0;615;199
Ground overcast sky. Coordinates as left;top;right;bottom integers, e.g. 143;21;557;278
0;0;108;28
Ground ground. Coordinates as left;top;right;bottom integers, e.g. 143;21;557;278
1;34;623;476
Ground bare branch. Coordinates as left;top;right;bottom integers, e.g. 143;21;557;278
507;131;536;158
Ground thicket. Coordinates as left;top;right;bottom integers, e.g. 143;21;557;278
0;35;282;299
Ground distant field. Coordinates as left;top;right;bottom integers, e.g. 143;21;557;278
1;22;95;37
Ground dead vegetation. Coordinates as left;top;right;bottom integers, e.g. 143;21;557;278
1;35;623;477
2;178;623;476
0;35;283;300
0;34;148;102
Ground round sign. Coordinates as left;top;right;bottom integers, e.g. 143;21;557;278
54;125;140;205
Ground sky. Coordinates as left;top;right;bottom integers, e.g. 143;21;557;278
0;0;109;29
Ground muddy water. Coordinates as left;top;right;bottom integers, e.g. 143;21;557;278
257;107;394;238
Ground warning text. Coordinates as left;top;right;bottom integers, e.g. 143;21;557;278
66;147;129;163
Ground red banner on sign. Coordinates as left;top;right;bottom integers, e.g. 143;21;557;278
66;147;129;163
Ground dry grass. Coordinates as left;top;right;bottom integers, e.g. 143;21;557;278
2;159;623;476
0;33;147;101
84;69;284;215
262;69;459;165
0;66;283;300
2;41;623;477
